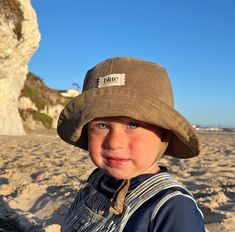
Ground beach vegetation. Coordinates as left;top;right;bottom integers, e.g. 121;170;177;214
21;84;46;111
32;111;53;128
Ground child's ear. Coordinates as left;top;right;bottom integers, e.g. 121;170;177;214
157;130;173;158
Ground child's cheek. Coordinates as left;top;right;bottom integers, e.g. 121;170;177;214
88;137;103;161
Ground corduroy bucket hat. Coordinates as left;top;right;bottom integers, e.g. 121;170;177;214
57;57;200;159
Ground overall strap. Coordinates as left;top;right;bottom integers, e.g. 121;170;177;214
127;172;192;210
117;172;192;231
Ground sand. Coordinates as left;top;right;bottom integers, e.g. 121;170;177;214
0;130;234;231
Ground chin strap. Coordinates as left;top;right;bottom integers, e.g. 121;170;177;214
109;179;131;215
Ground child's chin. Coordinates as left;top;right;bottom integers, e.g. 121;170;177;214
104;170;135;180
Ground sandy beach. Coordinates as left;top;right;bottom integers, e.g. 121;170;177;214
0;131;234;231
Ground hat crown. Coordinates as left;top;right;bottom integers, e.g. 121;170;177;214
83;57;174;107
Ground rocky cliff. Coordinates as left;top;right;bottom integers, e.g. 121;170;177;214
0;0;40;135
18;72;70;131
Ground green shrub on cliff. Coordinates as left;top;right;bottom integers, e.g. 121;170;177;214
19;109;53;129
21;84;46;111
19;72;70;130
32;111;53;128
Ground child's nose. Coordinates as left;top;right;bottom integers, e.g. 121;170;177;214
103;129;125;149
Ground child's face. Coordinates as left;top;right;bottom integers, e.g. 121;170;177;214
87;116;163;179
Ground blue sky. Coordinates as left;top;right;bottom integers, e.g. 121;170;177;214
30;0;235;128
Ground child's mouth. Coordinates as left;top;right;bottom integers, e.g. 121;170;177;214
105;158;129;167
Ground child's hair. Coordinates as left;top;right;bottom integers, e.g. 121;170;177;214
57;57;200;159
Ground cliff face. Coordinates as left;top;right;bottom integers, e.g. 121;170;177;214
18;72;70;130
0;0;40;135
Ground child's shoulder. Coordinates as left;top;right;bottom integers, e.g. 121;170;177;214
124;172;204;231
150;189;205;231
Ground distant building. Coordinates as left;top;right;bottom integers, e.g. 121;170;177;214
193;125;223;132
59;89;80;98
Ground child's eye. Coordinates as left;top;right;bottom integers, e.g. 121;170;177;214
97;123;108;129
128;122;138;129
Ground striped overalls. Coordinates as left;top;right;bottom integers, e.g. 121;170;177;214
61;169;200;232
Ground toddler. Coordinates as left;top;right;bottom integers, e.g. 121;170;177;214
57;57;205;231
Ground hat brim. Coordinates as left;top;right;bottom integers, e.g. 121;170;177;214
57;86;200;159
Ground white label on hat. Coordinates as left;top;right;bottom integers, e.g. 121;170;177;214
98;74;125;88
